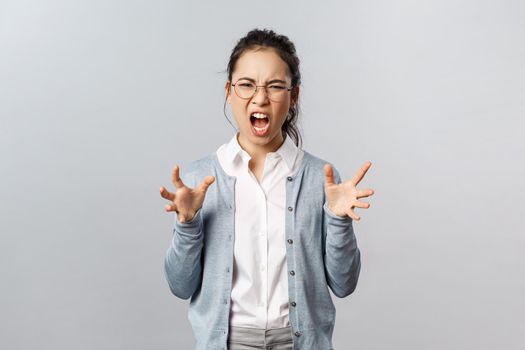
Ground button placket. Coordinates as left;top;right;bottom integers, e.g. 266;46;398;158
257;184;268;325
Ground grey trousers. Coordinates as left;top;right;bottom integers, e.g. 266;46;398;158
227;326;294;350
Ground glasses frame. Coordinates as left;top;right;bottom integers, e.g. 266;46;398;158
230;79;294;102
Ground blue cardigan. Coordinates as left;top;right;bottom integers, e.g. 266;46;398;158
164;150;361;350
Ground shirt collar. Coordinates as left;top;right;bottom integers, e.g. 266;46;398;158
223;132;300;171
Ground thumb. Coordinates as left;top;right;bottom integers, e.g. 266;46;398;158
198;175;216;193
324;163;335;187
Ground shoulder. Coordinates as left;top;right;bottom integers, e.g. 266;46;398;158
186;153;216;173
178;152;218;187
302;150;342;183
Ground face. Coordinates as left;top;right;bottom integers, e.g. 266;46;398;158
225;48;299;153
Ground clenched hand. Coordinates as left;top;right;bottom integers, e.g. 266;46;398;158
160;165;215;223
324;161;375;221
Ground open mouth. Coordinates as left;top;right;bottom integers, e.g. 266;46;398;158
250;113;270;135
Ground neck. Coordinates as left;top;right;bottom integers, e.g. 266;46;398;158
237;131;285;161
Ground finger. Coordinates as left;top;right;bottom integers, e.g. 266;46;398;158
171;165;185;189
160;186;175;201
354;200;370;209
346;208;360;221
356;188;375;199
324;163;336;187
351;161;372;186
198;175;215;193
165;203;178;212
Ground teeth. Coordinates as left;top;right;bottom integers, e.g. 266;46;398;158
252;113;269;119
254;124;269;132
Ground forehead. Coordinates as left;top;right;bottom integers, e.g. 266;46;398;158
232;48;291;81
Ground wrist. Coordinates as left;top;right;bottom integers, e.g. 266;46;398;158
177;208;201;224
323;203;351;221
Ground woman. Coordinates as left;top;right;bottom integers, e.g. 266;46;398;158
160;28;374;350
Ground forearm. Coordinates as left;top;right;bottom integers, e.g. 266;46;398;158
323;203;361;298
164;208;204;300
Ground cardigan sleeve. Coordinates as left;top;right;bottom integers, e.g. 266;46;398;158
322;166;362;298
164;169;204;300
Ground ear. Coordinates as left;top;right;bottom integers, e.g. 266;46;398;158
290;85;300;107
224;81;231;104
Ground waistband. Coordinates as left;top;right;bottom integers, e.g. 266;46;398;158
228;325;293;346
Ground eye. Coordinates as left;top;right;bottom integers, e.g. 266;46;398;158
268;85;286;90
237;81;255;88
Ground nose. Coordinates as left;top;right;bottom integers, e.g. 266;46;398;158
251;86;269;104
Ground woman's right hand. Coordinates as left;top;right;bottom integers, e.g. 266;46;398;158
160;165;215;223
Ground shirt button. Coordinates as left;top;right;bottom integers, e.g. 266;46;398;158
287;239;293;244
290;301;297;307
287;176;293;181
289;270;295;276
260;265;266;271
294;331;301;337
288;206;293;212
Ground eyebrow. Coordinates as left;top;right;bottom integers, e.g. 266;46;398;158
236;77;288;84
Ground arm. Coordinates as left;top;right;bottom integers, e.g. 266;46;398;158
162;168;206;300
164;207;204;300
322;166;361;298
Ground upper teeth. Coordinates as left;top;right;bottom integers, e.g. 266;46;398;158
252;113;268;119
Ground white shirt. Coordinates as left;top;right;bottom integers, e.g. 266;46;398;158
215;132;305;329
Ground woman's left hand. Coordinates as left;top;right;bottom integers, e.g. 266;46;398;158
324;161;375;221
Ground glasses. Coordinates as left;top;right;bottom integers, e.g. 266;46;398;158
231;79;293;102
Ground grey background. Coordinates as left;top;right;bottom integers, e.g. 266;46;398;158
1;0;524;349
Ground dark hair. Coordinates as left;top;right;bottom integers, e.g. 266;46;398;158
223;28;303;148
